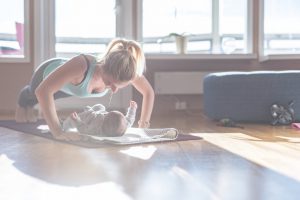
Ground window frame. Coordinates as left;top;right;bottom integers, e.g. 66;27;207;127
12;0;300;63
259;0;300;61
0;0;30;63
137;0;256;60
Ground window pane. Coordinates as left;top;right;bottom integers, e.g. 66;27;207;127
220;0;246;34
264;0;300;54
143;0;211;37
142;0;248;54
143;0;211;54
0;0;24;56
220;0;247;54
55;0;116;57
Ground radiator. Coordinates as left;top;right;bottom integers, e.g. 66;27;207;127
154;71;212;95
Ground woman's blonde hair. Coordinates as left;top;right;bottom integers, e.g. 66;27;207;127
98;38;145;83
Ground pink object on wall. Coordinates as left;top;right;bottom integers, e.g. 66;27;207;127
0;22;24;55
15;22;24;50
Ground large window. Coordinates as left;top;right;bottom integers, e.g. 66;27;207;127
264;0;300;55
55;0;116;57
142;0;249;54
5;0;300;62
0;0;29;61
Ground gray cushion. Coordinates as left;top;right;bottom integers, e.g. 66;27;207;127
203;71;300;122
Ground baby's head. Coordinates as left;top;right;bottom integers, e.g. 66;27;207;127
102;111;127;137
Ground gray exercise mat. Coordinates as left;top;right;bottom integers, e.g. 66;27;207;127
0;120;202;148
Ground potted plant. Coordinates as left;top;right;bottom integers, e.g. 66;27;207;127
169;33;189;54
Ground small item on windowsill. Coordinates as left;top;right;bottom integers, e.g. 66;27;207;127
217;118;244;129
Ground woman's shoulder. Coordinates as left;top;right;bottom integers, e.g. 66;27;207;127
63;54;95;71
80;54;98;64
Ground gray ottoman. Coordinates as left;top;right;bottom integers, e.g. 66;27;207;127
203;71;300;122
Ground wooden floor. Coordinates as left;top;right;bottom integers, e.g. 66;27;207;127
0;111;300;200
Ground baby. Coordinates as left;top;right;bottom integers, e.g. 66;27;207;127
62;101;137;137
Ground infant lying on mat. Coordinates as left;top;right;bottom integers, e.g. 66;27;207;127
62;101;137;137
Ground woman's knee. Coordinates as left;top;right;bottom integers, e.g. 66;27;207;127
18;85;38;107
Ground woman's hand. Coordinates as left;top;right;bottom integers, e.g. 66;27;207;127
131;75;154;129
138;120;150;128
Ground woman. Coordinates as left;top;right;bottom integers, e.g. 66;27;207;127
15;38;155;141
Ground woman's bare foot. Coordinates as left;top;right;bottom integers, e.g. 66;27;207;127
15;105;38;122
15;105;27;122
26;107;38;122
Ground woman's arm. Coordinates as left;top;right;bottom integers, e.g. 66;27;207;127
35;55;87;140
131;75;155;128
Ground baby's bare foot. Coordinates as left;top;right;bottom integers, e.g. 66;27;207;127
70;112;79;120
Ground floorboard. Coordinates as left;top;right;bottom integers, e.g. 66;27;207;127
0;112;299;200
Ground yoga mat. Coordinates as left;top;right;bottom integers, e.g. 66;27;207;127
0;120;202;148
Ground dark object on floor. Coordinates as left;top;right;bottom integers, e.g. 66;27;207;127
218;118;244;129
270;101;295;125
0;120;202;148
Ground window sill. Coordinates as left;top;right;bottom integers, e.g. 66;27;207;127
0;55;30;63
145;53;257;60
260;54;300;62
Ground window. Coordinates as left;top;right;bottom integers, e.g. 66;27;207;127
142;0;249;55
264;0;300;55
42;0;252;58
55;0;116;57
0;0;29;61
219;0;248;54
142;0;211;53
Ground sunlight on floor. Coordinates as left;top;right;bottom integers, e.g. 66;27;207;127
171;166;219;200
276;136;300;143
192;132;300;181
37;124;49;133
119;145;157;160
0;154;132;200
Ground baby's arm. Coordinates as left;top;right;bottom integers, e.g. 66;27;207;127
125;101;138;127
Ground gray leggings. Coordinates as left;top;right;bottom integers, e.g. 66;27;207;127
17;58;71;108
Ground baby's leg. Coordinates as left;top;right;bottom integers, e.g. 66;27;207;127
62;114;77;131
71;112;79;120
